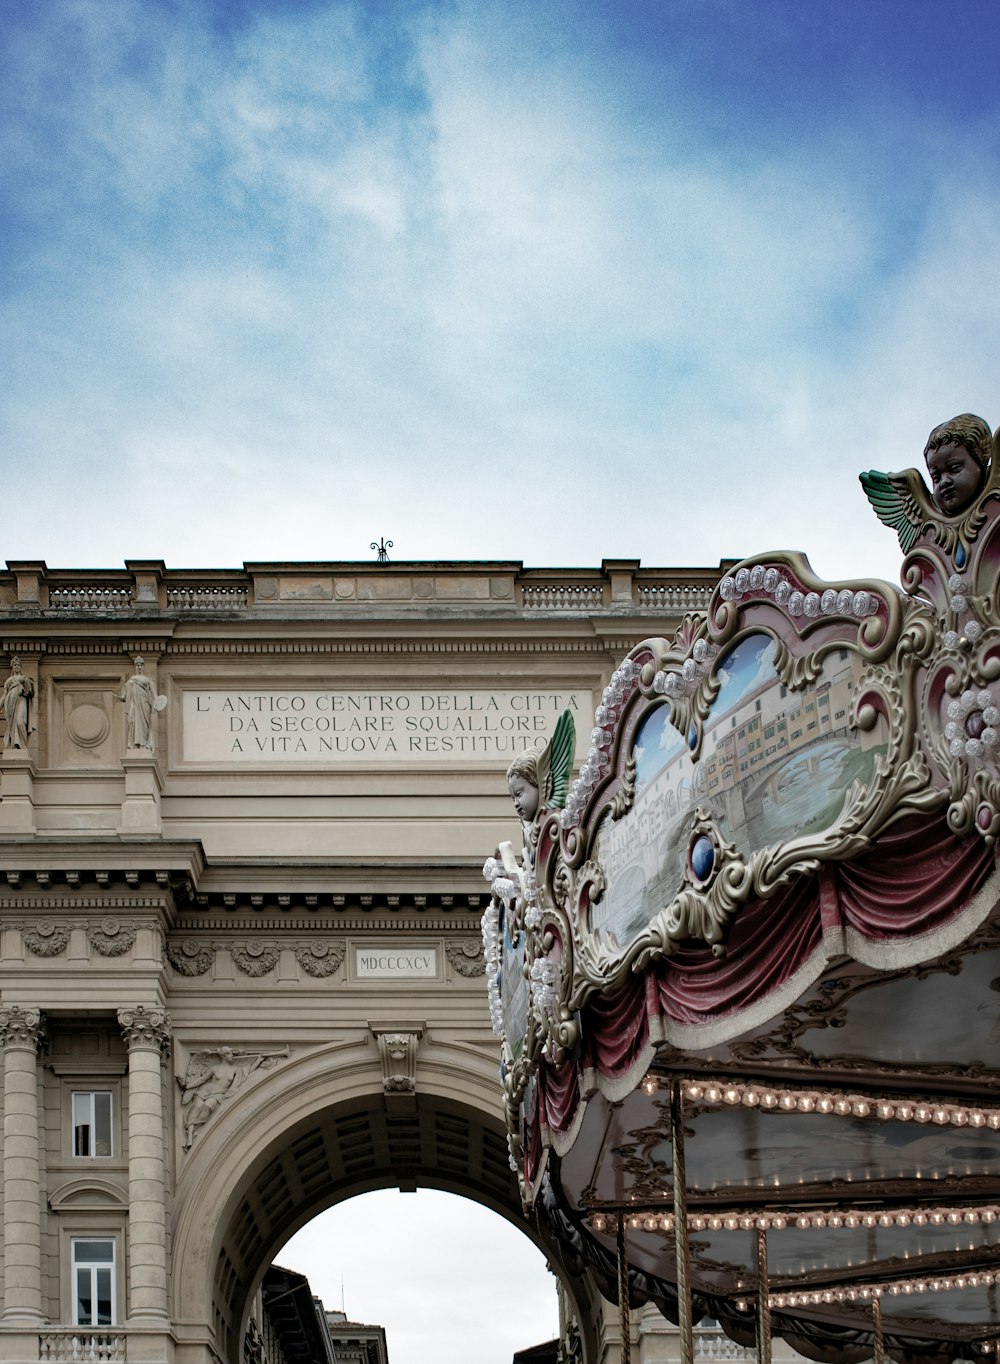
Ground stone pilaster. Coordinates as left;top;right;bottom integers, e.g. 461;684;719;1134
0;750;37;834
0;1005;45;1323
118;1006;171;1323
119;754;163;837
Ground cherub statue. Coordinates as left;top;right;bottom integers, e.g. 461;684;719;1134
923;413;993;515
860;412;994;552
505;709;575;830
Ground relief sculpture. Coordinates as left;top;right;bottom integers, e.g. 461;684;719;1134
178;1045;288;1148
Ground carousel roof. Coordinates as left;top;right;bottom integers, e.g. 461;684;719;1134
483;432;1000;1362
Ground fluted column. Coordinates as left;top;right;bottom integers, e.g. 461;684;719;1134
118;1006;171;1323
0;1005;45;1322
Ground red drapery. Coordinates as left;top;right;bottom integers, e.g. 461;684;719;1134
528;816;997;1138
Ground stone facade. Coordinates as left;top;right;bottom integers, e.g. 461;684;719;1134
0;557;727;1364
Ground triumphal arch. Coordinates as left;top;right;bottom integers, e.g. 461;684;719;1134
0;556;719;1364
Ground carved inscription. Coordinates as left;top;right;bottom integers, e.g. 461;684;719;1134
182;690;590;764
355;947;438;979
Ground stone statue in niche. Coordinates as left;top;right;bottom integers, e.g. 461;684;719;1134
178;1045;288;1148
860;412;995;552
118;657;167;752
3;657;34;751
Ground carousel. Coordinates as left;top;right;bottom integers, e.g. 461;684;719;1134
483;414;1000;1363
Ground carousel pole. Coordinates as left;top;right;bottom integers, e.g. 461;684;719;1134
872;1294;884;1364
616;1213;631;1364
671;1081;695;1364
755;1227;772;1364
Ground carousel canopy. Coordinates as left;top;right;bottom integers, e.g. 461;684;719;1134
483;417;1000;1363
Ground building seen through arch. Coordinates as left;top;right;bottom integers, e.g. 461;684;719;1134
0;555;751;1364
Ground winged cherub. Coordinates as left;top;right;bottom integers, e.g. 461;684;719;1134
860;412;994;553
506;709;575;830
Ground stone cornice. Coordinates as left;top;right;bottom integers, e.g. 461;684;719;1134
170;916;481;932
2;633;682;658
0;558;722;623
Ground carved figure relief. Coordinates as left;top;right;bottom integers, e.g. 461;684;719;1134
23;920;69;957
445;938;486;976
117;657;167;753
3;657;34;751
178;1046;288;1148
87;918;137;957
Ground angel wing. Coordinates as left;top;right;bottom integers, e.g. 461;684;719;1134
179;1052;214;1100
858;467;936;553
536;709;576;811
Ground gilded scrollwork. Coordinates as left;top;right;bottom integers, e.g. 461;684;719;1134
487;493;1000;1084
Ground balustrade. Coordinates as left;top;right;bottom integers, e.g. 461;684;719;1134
39;1331;127;1361
48;586;132;611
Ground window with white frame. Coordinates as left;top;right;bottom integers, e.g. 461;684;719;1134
72;1239;115;1325
72;1091;113;1157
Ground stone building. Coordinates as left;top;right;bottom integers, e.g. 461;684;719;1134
323;1310;388;1364
248;1266;337;1364
0;556;725;1364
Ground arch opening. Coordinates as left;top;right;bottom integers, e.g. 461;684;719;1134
279;1187;559;1362
202;1092;572;1364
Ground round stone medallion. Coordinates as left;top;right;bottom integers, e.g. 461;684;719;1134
68;703;110;748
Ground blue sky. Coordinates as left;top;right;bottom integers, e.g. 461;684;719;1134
4;4;999;1356
4;0;1000;581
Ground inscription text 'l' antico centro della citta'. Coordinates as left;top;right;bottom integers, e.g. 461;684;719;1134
181;690;590;764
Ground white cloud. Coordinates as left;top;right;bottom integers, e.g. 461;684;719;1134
2;0;999;588
279;1189;558;1364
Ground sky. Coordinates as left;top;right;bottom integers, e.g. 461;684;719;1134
3;0;1000;586
280;1188;560;1362
4;4;1000;1357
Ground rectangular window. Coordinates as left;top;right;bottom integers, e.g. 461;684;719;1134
72;1092;113;1158
72;1239;115;1325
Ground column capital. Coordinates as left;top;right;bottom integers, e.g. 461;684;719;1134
118;1005;171;1052
0;1005;44;1051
